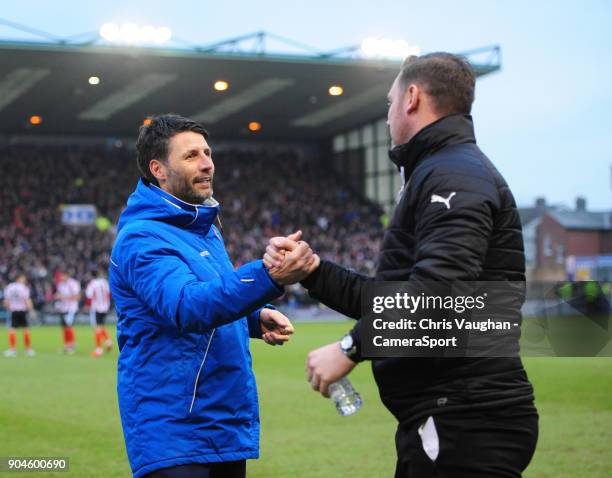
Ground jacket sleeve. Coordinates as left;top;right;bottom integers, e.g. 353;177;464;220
247;309;264;339
116;230;284;334
300;260;373;319
408;169;497;281
300;260;372;363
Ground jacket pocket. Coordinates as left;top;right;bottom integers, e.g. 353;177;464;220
186;329;216;416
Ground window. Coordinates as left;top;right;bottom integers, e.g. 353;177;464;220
556;244;565;265
333;118;395;212
544;234;553;257
361;124;374;146
333;135;346;153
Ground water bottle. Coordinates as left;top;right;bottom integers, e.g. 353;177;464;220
328;376;363;416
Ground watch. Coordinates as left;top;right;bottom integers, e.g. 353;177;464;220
340;333;358;360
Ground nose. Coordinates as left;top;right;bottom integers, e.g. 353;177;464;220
197;153;214;171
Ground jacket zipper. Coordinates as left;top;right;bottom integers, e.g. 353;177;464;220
188;230;223;415
189;328;216;415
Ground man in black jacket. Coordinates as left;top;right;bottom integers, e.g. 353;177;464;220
264;53;538;477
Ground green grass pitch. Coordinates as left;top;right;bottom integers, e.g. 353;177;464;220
0;322;610;477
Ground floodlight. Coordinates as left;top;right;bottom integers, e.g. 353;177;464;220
360;37;420;59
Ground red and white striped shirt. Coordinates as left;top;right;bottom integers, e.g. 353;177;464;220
86;278;111;313
3;282;30;312
56;278;81;313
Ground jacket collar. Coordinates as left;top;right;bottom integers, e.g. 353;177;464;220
389;114;476;183
149;183;219;235
117;179;220;236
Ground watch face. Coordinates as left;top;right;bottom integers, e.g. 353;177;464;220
341;334;353;350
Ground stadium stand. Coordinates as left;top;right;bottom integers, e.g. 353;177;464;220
0;144;383;315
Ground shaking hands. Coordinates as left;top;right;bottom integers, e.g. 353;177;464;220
263;231;320;286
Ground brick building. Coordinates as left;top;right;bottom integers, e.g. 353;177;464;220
535;198;612;280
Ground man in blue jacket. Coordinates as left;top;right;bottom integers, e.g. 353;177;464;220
110;114;318;478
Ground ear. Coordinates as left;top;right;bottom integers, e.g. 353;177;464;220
405;84;420;114
149;159;167;183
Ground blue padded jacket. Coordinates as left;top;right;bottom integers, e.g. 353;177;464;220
109;180;283;477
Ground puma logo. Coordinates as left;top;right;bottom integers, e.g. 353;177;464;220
431;192;456;210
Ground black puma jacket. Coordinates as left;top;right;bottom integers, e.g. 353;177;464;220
301;114;535;425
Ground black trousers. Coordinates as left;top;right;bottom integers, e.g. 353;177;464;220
394;404;538;478
143;460;246;478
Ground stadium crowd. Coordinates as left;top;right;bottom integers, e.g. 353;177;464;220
0;144;383;314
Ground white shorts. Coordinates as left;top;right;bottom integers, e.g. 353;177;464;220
62;311;76;327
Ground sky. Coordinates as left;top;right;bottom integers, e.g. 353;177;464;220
1;0;611;209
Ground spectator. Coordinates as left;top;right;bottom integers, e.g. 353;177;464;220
0;145;383;310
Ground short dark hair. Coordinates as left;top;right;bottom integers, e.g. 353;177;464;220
397;52;475;115
136;114;208;184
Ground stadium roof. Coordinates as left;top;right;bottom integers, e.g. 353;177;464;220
0;39;501;141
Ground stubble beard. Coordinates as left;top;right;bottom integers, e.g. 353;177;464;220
166;168;213;204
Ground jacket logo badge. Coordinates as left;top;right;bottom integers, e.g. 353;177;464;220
200;250;210;257
431;192;456;210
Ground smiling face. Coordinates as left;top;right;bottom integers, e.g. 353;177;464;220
151;131;215;204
